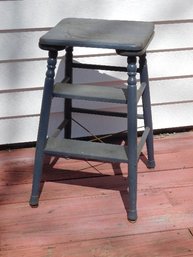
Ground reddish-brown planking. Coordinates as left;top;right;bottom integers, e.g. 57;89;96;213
1;132;193;256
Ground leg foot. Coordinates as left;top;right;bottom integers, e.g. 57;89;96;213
147;159;156;169
128;210;138;223
29;195;39;207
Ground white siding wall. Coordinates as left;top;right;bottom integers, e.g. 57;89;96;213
0;0;193;144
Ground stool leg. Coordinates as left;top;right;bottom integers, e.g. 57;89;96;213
139;54;155;168
127;56;138;222
29;50;58;206
64;47;73;139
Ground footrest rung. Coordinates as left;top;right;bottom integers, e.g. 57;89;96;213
53;83;145;104
53;83;127;104
44;137;128;163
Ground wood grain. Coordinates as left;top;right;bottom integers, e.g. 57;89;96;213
1;132;193;256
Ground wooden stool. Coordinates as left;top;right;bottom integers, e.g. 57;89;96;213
29;18;155;222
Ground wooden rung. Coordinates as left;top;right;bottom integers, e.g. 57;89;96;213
53;83;145;104
53;83;127;104
44;137;128;163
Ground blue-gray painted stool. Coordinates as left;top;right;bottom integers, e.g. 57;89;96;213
29;18;155;222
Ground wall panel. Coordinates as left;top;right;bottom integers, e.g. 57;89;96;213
0;0;193;144
1;0;193;30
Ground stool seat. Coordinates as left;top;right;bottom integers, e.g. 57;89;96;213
40;18;154;54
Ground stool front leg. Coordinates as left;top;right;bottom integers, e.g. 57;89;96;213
127;56;138;222
29;50;58;207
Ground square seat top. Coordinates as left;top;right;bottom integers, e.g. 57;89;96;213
39;18;154;53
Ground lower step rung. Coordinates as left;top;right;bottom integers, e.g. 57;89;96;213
44;137;128;163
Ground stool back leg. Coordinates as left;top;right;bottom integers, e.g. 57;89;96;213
127;56;138;222
64;47;73;139
140;54;155;168
29;50;58;206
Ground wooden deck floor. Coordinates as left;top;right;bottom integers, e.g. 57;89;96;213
1;131;193;256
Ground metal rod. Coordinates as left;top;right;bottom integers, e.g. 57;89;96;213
72;118;104;143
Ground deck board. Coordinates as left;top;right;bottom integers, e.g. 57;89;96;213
1;132;193;256
1;186;193;249
1;168;193;205
2;229;193;257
